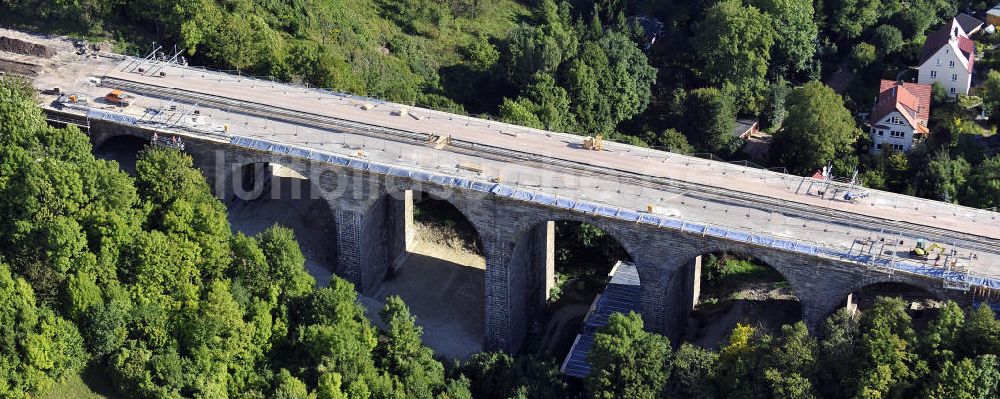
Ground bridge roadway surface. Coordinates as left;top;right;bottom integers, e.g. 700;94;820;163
29;53;1000;283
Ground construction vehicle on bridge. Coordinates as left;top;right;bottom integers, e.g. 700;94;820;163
583;135;604;151
104;89;132;107
911;239;945;260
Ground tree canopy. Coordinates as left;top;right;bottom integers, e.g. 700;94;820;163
772;81;861;175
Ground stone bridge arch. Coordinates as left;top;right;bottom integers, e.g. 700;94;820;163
353;181;488;294
836;273;968;315
89;126;151;151
475;199;668;351
220;153;343;284
509;214;640;336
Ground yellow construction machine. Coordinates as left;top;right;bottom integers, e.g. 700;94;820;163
583;135;604;151
911;239;944;260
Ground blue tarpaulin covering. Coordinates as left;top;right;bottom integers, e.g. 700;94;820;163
88;109;138;125
368;164;391;174
728;231;751;242
683;223;706;234
594;206;619;218
573;202;598;213
637;214;662;226
533;193;558;206
555;197;577;208
618;209;641;222
289;147;311;158
347;160;369;170
662;219;685;230
386;166;409;178
492;185;515;196
705;226;728;238
563;262;642;378
509;189;532;201
411;171;432;182
470;181;495;193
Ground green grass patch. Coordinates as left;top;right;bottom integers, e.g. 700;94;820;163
715;258;782;282
701;253;786;297
44;364;121;399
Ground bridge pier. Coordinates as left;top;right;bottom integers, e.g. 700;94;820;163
521;221;556;315
483;231;520;352
333;193;411;295
685;255;702;311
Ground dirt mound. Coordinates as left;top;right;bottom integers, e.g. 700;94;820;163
0;36;56;58
0;59;39;76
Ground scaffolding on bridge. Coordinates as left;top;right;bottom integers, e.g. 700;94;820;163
44;111;90;131
942;246;975;291
150;133;185;151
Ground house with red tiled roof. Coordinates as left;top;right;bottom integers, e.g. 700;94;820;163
917;18;975;97
869;80;932;154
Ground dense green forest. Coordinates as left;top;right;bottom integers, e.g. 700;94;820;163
0;75;481;398
3;0;1000;208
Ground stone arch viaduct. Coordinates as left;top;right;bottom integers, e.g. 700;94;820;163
85;122;982;353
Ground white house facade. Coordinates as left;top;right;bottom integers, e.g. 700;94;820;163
918;42;973;96
871;111;921;153
917;19;975;97
869;80;932;154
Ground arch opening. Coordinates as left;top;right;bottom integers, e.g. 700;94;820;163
225;161;337;285
360;190;485;360
94;135;149;175
518;220;635;362
842;282;944;330
683;252;801;349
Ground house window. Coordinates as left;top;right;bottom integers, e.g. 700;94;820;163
876;143;882;150
950;60;956;68
877;129;884;136
889;116;903;124
952;73;958;81
890;131;905;138
931;70;937;78
892;144;904;151
951;87;957;93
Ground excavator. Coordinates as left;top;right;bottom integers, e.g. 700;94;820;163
582;135;604;151
911;239;944;260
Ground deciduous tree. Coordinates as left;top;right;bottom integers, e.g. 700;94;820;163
693;0;775;113
586;312;672;399
772;81;861;175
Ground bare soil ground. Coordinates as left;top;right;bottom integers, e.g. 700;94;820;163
0;58;39;76
225;175;337;285
360;224;486;360
685;283;801;349
532;303;589;360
